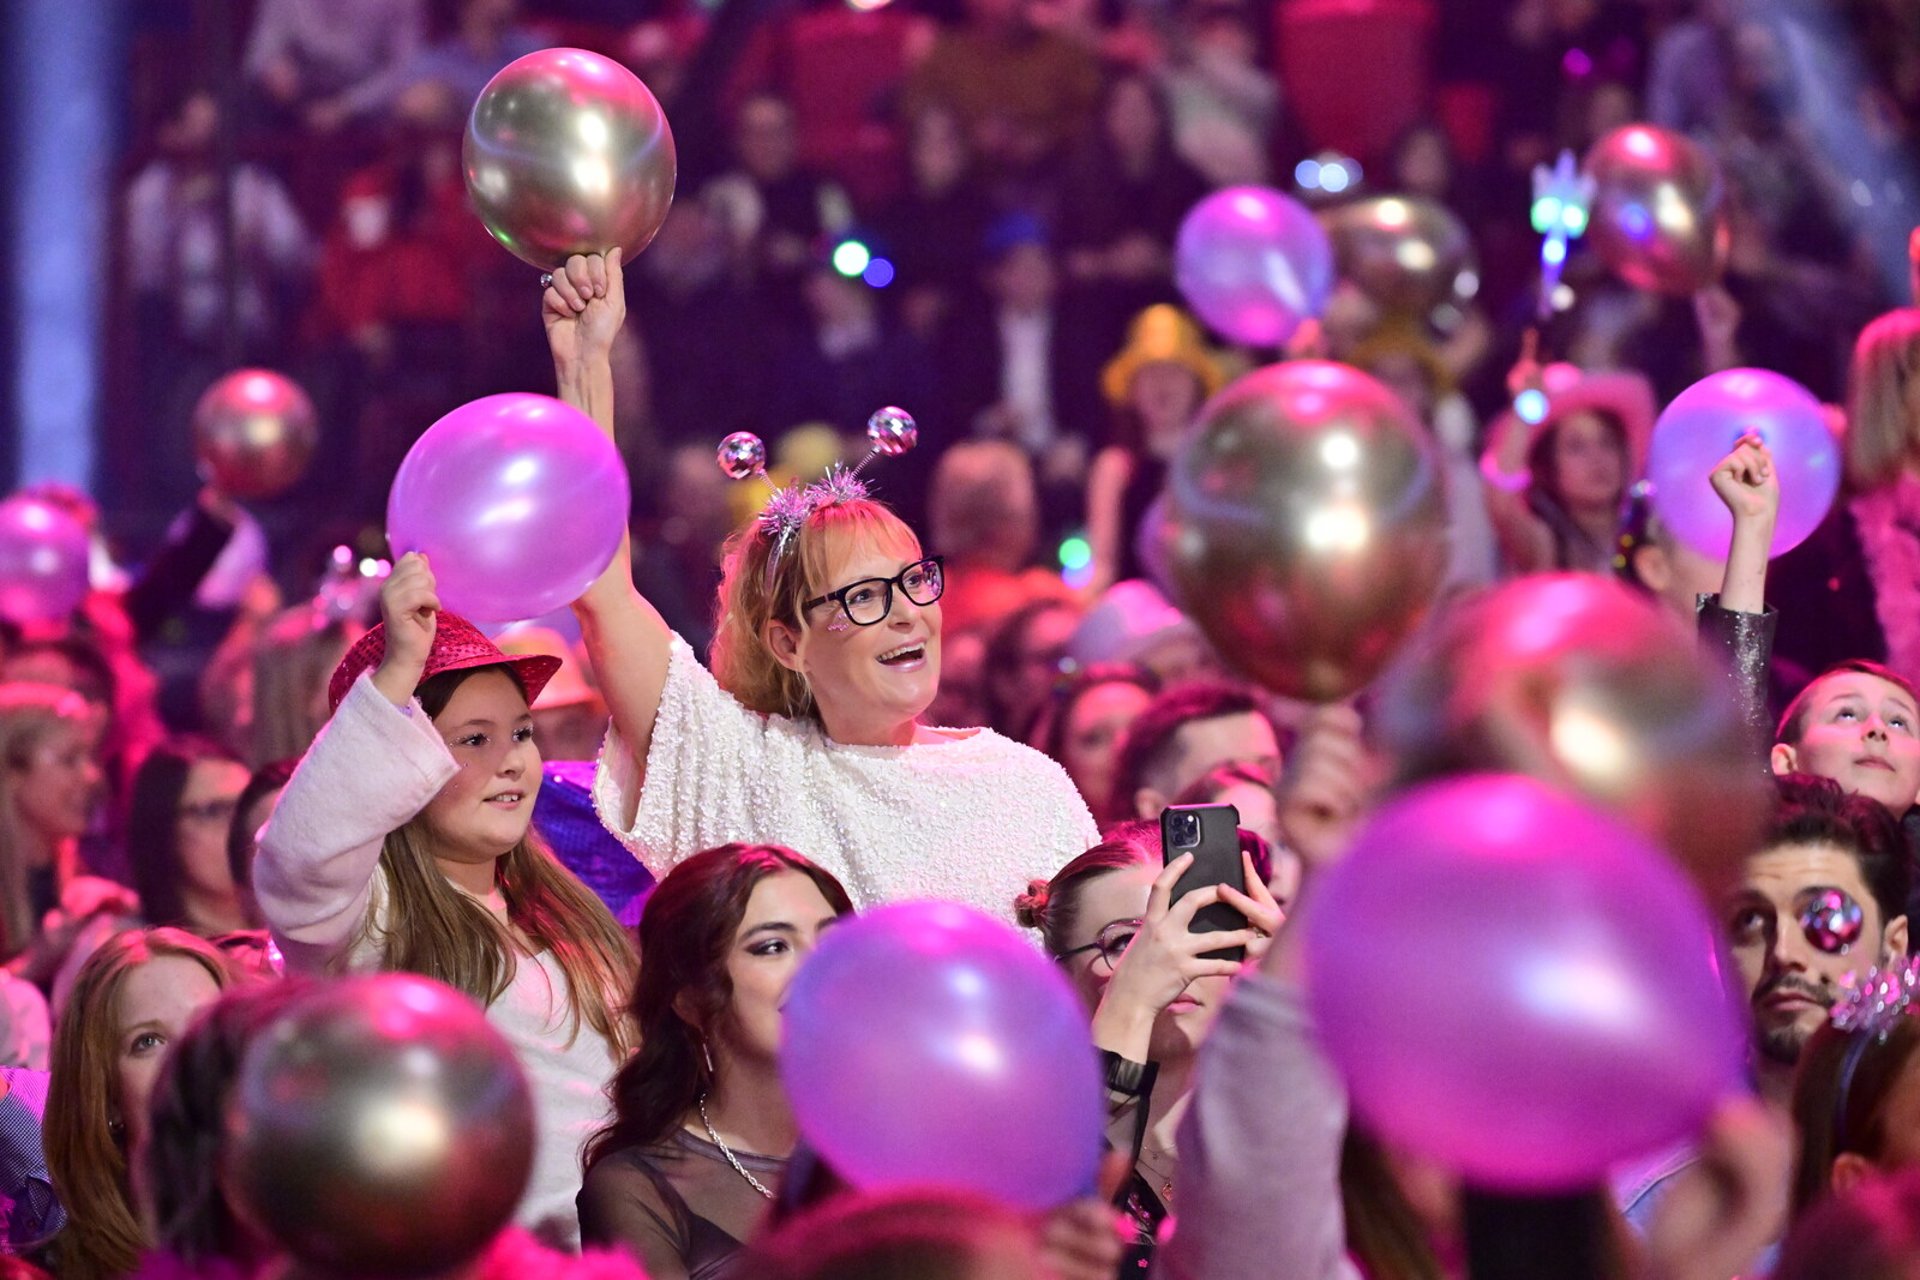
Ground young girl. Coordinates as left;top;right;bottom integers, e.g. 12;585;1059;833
254;554;637;1246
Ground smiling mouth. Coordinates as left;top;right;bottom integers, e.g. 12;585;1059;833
485;792;525;807
877;643;926;667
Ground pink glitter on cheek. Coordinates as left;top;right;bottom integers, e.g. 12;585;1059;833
824;614;852;634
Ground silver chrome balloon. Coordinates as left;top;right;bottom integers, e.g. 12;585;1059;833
226;974;536;1279
465;47;677;270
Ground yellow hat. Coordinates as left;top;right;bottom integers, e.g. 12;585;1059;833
1101;305;1225;409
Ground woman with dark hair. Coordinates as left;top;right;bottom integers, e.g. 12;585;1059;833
980;597;1085;744
128;737;253;935
1027;663;1158;820
579;842;854;1277
1479;361;1655;574
223;758;297;928
1789;957;1920;1223
1015;821;1278;1272
1057;72;1211;376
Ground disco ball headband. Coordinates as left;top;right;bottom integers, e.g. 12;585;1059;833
716;407;919;585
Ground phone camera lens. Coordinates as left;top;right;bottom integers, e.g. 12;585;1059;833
1173;812;1202;848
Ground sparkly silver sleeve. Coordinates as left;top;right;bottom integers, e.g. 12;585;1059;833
1695;594;1778;762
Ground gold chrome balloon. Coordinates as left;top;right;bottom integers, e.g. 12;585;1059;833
464;47;677;270
191;369;319;499
1162;361;1449;702
1372;574;1767;897
1584;124;1727;296
226;974;536;1279
1321;196;1477;315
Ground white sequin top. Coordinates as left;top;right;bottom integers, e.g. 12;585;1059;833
593;636;1100;918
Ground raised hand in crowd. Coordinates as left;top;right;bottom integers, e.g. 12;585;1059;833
1088;851;1273;1064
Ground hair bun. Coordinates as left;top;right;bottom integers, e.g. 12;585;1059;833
1012;880;1050;931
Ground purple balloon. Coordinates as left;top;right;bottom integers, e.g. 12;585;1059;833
1303;775;1744;1192
1646;368;1838;560
0;496;90;623
387;394;629;623
781;902;1104;1210
1175;186;1334;347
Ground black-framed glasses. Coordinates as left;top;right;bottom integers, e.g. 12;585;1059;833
804;557;945;627
1058;918;1144;972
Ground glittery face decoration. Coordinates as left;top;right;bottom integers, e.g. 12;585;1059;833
1798;887;1865;956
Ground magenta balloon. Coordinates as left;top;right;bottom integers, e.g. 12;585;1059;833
0;496;90;623
1176;186;1334;347
1646;368;1838;560
386;394;629;623
1303;775;1744;1191
781;902;1104;1210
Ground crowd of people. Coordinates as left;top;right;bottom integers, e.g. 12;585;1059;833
6;0;1920;1275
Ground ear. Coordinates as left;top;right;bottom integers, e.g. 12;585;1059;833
1632;543;1672;593
670;991;702;1032
764;619;805;675
1886;914;1910;960
1133;787;1167;822
1831;1151;1879;1197
1770;742;1798;778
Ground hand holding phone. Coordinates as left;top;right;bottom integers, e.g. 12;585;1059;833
1161;803;1252;961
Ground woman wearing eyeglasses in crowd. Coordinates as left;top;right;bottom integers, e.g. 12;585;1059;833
127;737;255;936
545;253;1098;919
1015;820;1281;1270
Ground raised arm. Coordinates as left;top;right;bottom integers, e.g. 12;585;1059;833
547;251;675;821
1710;433;1778;617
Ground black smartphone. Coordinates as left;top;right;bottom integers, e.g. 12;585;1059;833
1159;802;1247;963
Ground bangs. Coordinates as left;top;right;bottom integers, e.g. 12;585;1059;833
795;500;922;600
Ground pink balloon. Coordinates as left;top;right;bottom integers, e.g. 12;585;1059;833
1303;775;1744;1191
1646;368;1839;560
0;496;90;623
1175;186;1334;347
781;902;1105;1210
386;394;629;623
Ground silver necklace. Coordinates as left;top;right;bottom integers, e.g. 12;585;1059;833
698;1095;776;1200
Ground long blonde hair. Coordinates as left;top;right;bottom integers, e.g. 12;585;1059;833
0;681;95;959
43;928;232;1280
1845;307;1920;492
709;496;923;718
361;667;637;1057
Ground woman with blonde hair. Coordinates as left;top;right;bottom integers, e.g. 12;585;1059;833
547;252;1096;919
1772;308;1920;684
0;683;129;989
42;927;231;1280
255;555;637;1247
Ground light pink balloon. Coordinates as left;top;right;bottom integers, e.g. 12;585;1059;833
0;496;90;623
1304;774;1745;1191
386;394;629;623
